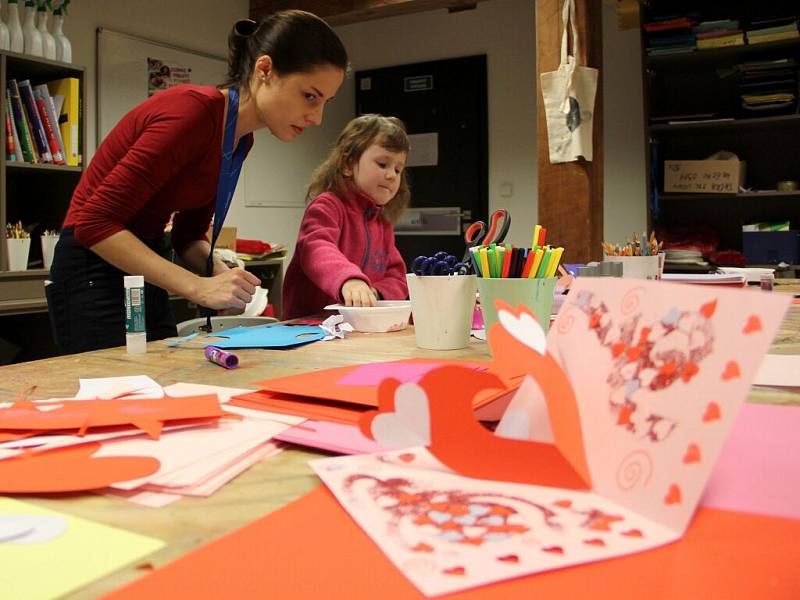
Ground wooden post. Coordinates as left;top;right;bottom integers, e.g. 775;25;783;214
536;0;603;264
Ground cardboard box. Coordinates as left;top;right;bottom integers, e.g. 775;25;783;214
207;226;237;250
663;159;746;194
742;231;799;264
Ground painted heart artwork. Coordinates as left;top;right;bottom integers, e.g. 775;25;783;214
312;278;791;597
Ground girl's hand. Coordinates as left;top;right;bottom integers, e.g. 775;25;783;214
193;268;261;310
341;279;377;307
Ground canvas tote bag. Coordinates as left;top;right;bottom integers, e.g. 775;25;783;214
540;0;599;163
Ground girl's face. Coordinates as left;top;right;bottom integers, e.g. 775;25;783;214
253;60;344;142
350;143;406;206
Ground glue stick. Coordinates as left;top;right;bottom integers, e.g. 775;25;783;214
205;346;239;369
124;275;146;354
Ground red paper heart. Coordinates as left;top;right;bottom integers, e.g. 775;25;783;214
621;529;643;538
743;315;762;334
683;443;701;464
497;554;519;563
583;538;606;547
553;499;573;508
542;546;564;554
411;543;433;553
664;484;682;505
443;567;465;576
700;300;717;318
722;361;740;380
397;453;416;463
703;402;721;422
681;362;699;383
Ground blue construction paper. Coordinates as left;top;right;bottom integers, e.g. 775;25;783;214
209;325;325;349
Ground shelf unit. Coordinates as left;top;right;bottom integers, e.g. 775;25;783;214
0;50;85;273
642;2;800;258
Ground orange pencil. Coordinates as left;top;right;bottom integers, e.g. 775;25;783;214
521;249;536;277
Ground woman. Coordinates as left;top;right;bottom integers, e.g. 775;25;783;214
47;11;348;353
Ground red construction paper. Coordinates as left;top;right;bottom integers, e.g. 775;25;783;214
101;486;800;600
0;394;224;439
0;442;159;493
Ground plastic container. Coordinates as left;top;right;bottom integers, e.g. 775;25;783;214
324;300;411;333
477;277;557;341
124;275;146;354
406;274;477;350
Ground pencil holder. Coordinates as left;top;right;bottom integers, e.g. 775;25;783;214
477;277;557;344
603;255;661;280
6;237;31;271
41;234;59;270
406;273;477;350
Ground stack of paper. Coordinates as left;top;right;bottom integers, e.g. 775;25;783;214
661;273;747;286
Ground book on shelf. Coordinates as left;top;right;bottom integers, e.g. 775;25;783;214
747;30;800;44
34;83;66;163
6;79;37;163
4;102;15;161
17;79;53;163
696;32;745;49
6;97;23;162
32;86;64;164
46;77;80;167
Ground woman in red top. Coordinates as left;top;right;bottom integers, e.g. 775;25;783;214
48;11;348;353
282;115;410;320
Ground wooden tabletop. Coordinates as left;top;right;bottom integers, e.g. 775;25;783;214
1;283;798;599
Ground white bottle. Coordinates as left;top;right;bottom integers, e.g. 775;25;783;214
7;0;23;53
0;2;10;52
52;7;70;62
22;0;42;57
124;275;147;354
37;3;55;60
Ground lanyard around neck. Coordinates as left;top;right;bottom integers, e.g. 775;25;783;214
204;87;249;331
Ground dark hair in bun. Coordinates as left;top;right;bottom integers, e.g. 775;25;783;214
223;10;348;92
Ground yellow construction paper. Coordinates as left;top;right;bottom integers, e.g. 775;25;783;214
0;497;164;600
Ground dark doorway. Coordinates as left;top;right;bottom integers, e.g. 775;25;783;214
356;55;489;266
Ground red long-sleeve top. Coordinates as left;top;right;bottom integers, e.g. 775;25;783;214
282;189;409;319
63;85;251;254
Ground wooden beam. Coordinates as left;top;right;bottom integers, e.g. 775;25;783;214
250;0;488;26
536;0;603;264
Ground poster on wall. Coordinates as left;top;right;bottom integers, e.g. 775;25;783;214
147;58;192;96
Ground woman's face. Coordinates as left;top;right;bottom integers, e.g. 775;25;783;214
253;60;344;142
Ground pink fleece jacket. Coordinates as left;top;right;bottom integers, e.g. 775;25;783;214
282;189;408;319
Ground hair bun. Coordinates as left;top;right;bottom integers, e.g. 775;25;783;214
233;19;261;38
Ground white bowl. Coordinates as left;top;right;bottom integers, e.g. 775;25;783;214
324;300;412;333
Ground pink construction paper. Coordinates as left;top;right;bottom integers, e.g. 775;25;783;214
702;403;800;520
337;361;485;387
275;420;387;455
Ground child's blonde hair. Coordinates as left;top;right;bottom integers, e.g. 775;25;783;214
306;114;410;224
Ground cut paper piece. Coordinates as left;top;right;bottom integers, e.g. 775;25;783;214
208;325;325;349
312;450;677;596
274;420;387;455
163;382;254;404
75;375;163;400
0;497;164;600
337;361;487;387
0;515;68;544
101;485;800;600
230;391;368;426
0;394;225;439
703;403;800;520
0;442;160;493
495;375;554;443
753;354;800;388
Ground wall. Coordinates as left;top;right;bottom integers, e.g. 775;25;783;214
69;0;646;257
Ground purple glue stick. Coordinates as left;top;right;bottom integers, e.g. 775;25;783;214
204;346;239;369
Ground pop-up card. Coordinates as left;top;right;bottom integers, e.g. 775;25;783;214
311;278;790;596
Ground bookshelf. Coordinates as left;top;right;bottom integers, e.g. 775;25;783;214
641;1;800;268
0;50;84;275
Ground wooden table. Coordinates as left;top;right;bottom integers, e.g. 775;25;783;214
1;283;798;599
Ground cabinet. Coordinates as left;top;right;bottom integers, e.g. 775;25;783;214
0;50;85;284
641;2;800;266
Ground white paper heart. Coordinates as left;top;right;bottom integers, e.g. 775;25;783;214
498;309;547;355
370;383;431;449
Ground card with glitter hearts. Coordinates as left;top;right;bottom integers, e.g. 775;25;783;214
314;278;789;596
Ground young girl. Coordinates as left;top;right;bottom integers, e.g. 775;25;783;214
282;115;410;319
48;11;348;353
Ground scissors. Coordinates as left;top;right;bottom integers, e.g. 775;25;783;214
463;209;511;263
411;252;468;276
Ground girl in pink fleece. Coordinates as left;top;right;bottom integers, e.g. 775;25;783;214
282;115;410;319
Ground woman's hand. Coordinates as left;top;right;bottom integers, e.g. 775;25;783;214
193;268;261;310
341;278;377;307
